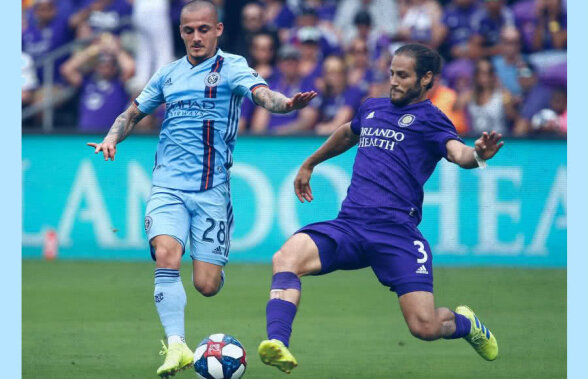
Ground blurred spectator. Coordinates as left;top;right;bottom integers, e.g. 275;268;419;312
527;87;566;136
305;0;338;25
69;0;132;39
315;56;363;135
239;32;278;133
250;33;278;81
230;2;280;63
428;78;469;135
60;34;134;131
22;0;74;84
465;58;517;135
128;0;173;93
438;0;479;61
250;45;318;134
492;26;527;97
334;0;399;46
525;0;567;72
468;0;515;59
350;10;391;61
22;53;39;108
345;38;377;97
512;63;554;135
260;0;296;42
290;6;341;57
296;27;325;86
530;0;567;52
394;0;444;49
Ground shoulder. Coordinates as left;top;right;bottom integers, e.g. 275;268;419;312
218;50;249;66
362;97;388;109
424;101;454;128
159;57;186;75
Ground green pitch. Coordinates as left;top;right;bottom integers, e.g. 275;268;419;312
23;261;565;379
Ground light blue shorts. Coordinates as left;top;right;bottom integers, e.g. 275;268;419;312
144;182;233;266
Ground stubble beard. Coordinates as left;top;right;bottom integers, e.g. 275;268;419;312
390;83;425;107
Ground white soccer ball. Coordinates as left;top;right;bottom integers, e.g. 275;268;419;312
531;108;558;130
193;333;247;379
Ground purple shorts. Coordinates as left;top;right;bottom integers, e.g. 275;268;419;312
297;217;433;297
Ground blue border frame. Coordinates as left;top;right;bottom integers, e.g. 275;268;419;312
567;1;586;378
4;0;21;376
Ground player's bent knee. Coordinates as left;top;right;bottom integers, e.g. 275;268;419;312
193;280;220;297
271;249;300;275
407;320;439;341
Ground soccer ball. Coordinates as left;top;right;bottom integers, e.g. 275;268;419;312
193;333;247;379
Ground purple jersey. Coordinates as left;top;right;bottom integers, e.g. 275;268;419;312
340;98;461;225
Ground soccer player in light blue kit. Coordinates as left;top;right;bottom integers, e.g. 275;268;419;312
87;1;317;377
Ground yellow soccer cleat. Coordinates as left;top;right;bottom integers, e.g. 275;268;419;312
258;339;298;374
455;305;499;361
157;340;194;377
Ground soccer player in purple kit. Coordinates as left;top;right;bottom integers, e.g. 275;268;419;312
258;43;502;374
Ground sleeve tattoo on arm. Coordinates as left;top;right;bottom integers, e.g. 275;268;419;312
105;105;147;143
252;87;291;114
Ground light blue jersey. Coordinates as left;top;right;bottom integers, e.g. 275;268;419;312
135;49;268;191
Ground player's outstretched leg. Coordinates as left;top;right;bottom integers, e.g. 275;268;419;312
152;236;193;377
259;233;322;374
455;305;498;361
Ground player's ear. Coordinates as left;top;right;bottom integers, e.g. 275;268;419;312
421;71;433;88
216;22;224;37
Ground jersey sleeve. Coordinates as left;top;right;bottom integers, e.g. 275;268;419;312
134;68;165;114
424;107;463;159
228;56;268;102
350;99;366;135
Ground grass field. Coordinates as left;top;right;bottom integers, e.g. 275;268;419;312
23;260;566;379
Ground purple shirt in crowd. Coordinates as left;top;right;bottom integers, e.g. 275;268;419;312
471;6;515;47
22;14;73;84
79;0;132;35
78;76;129;131
442;2;479;50
340;98;461;225
265;76;315;131
318;86;363;123
268;5;296;29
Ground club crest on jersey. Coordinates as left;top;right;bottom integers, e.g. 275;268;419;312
205;72;221;87
398;114;416;128
144;216;152;232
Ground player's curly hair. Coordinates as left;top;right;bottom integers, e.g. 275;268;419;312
394;44;442;90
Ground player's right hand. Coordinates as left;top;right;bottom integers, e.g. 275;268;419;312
87;139;117;161
294;165;314;203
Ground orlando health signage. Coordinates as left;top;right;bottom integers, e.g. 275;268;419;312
22;136;566;267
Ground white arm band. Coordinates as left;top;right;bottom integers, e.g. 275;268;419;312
473;149;487;169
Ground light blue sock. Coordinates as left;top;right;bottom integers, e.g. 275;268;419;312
154;268;186;339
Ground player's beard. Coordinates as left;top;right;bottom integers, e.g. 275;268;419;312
389;82;425;107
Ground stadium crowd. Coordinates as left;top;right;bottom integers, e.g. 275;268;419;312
22;0;567;137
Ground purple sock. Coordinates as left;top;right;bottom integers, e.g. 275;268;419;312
266;298;297;347
445;311;472;339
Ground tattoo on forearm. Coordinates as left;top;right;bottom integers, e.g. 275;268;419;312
253;87;290;113
105;106;146;143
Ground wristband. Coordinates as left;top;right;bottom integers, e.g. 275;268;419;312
473;149;487;169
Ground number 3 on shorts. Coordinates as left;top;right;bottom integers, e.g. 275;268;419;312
413;240;428;264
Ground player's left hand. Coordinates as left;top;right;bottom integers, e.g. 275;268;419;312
475;131;504;160
294;164;314;203
286;91;318;111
